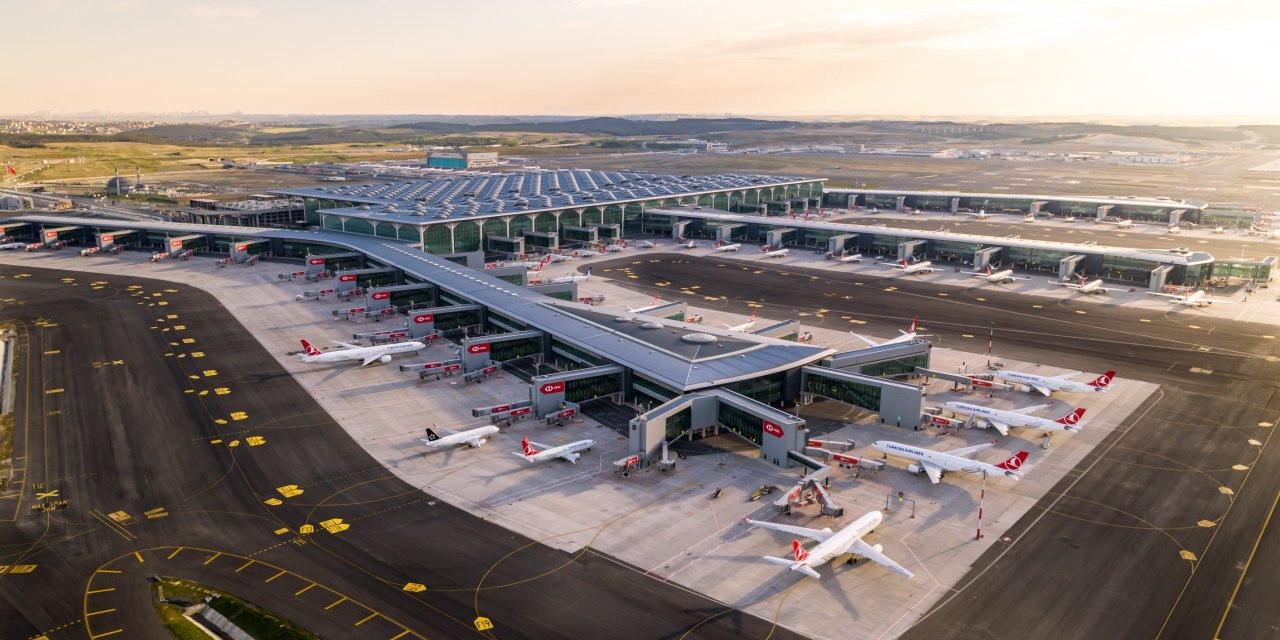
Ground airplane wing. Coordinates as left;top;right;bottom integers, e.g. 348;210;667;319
420;438;444;448
849;332;881;348
466;437;487;448
947;441;997;458
360;354;382;367
332;340;361;349
850;539;914;579
527;441;552;450
987;420;1010;436
1010;403;1053;415
1031;384;1053;397
919;462;943;485
1145;292;1181;300
558;452;579;464
744;518;835;542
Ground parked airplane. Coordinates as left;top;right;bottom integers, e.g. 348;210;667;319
627;296;665;313
0;242;26;251
969;265;1029;284
678;239;697;249
762;246;790;258
744;511;913;580
421;425;500;449
993;369;1115;397
849;316;927;348
507;256;552;270
513;437;595;464
1049;273;1126;295
833;250;863;263
884;258;936;275
961;209;990;220
1097;218;1134;229
1211;226;1227;234
1248;225;1280;239
298;338;425;366
943;402;1086;437
572;249;603;258
604;244;626;252
636;240;656;248
1146;290;1238;307
723;310;759;332
543;268;591;285
873;440;1029;484
1167;225;1182;235
545;253;576;263
714;240;742;252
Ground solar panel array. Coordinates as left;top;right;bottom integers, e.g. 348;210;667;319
297;169;798;220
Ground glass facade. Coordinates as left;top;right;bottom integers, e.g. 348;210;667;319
632;374;678;403
389;288;435;308
735;372;783;405
717;403;765;445
1004;246;1070;272
859;354;928;378
551;339;605;367
565;372;623;403
931;239;983;264
489;336;541;362
424;225;452;255
345;218;374;236
804;371;882;413
1100;256;1157;284
563;227;596;243
509;215;533;237
1210;260;1272;283
665;407;692;439
482;219;508;239
453;221;480;253
434;308;482;331
375;222;398;239
534;212;557;233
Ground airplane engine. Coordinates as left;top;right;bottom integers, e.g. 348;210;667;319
871;544;884;554
907;464;923;475
472;438;488;448
379;354;392;364
568;453;581;464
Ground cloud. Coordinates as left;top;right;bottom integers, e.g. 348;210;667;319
178;4;260;19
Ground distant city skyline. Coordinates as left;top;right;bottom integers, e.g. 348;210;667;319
3;0;1276;121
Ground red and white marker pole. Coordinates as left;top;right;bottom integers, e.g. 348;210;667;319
976;471;987;540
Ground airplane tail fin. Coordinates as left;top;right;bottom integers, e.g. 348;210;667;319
425;427;440;442
300;339;321;357
986;265;992;275
996;451;1029;473
584;268;591;278
1057;408;1086;428
908;315;918;334
791;539;809;563
520;438;539;456
1088;371;1115;389
750;310;757;322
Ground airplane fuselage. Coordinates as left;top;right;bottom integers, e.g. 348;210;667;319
944;402;1075;432
300;341;425;364
995;370;1102;394
422;426;500;449
873;440;1008;477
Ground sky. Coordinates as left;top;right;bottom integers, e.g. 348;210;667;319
3;0;1278;121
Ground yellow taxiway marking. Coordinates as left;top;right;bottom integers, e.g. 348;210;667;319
236;559;255;572
43;350;59;355
95;569;122;575
86;587;116;595
89;629;123;639
45;388;64;395
325;597;348;610
132;553;144;564
85;609;117;617
389;631;411;640
1140;319;1152;323
166;548;184;560
355;612;379;626
294;583;315;596
1213;489;1280;636
203;552;222;566
265;570;286;583
1075;310;1087;315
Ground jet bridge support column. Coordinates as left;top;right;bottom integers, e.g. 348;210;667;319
898;239;927;262
949;197;960;213
1149;264;1174;292
1058;254;1087;281
974;247;1001;271
1096;204;1113;220
895;195;907;212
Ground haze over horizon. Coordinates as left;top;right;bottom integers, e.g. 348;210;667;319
3;0;1277;122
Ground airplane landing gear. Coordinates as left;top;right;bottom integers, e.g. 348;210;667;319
1041;433;1052;450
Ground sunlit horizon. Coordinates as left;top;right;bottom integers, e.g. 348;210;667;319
3;0;1277;122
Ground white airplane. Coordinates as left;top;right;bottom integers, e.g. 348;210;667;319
993;369;1115;397
636;240;656;248
627;296;665;313
604;244;626;253
1063;215;1077;223
1210;226;1227;234
723;310;759;332
505;256;552;269
571;249;602;258
1248;225;1280;239
1167;225;1182;235
677;239;697;249
545;253;577;263
849;316;927;348
0;242;26;251
714;240;742;252
833;250;863;263
961;209;990;220
298;338;425;367
943;402;1086;437
873;440;1029;485
969;265;1029;284
744;511;913;580
762;246;790;258
1097;218;1134;229
421;425;500;449
1049;273;1126;295
1146;290;1238;307
884;258;935;275
513;437;595;464
542;268;591;285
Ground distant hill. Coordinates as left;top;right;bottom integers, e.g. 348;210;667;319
126;124;252;144
390;116;796;137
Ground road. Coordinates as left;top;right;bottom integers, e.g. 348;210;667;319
0;267;803;640
590;254;1280;639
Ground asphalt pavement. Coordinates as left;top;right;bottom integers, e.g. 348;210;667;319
591;253;1280;640
0;267;804;640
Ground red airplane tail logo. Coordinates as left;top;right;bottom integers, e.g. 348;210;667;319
1089;371;1115;388
521;438;539;456
300;339;321;356
997;451;1029;471
791;539;809;563
908;315;919;334
1057;408;1086;425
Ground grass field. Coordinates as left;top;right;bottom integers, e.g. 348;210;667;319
153;577;319;640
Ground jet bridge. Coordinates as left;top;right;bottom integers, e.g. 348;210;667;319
0;222;31;241
801;366;925;429
305;252;364;275
530;364;625;418
765;228;796;249
40;226;83;245
772;451;843;517
627;388;807;468
714;223;745;243
898;239;927;261
407;304;484;336
229;239;271;264
165;234;207;257
335;267;399;294
826;233;858;255
974;247;1002;271
96;229;140;251
461;331;545;371
1058;254;1087;280
1149;264;1175;292
365;283;436;314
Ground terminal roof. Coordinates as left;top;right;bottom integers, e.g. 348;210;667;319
830;188;1207;210
273;169;815;223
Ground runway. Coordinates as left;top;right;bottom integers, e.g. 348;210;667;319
0;267;803;640
590;253;1280;639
